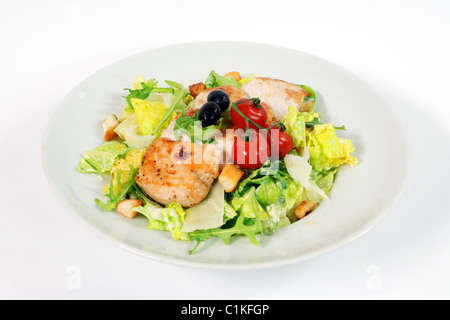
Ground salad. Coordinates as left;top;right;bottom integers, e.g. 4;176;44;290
78;70;358;254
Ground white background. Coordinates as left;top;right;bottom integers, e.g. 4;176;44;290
1;0;449;300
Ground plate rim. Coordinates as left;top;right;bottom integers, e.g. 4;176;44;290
42;41;412;270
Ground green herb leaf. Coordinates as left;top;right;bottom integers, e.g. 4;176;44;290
95;165;139;212
123;79;159;108
152;83;189;135
189;213;263;254
305;117;346;131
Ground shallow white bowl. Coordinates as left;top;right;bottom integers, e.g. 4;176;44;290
42;42;410;269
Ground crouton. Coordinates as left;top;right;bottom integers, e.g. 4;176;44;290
189;82;206;98
294;201;317;220
116;199;143;219
102;114;120;141
224;71;242;82
219;164;244;193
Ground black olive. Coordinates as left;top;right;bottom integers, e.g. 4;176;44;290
207;90;230;112
199;102;222;127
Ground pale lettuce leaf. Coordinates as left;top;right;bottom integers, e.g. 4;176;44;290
308;124;358;172
78;141;130;173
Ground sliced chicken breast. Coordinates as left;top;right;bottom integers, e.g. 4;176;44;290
193;85;248;110
241;77;312;120
160;107;196;142
135;137;219;208
210;129;239;172
193;85;278;124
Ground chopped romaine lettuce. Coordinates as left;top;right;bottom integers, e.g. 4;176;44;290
308;123;358;172
310;167;338;195
133;201;190;241
264;203;290;233
228;159;302;233
255;178;283;207
130;98;169;136
105;148;146;195
120;77;188;143
231;187;269;220
223;202;237;222
283;106;319;152
121;77;159;120
204;70;242;89
77;141;130;173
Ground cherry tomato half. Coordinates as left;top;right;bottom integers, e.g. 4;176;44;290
263;124;294;159
230;98;267;130
232;129;271;170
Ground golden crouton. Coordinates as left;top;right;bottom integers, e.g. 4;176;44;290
102;114;120;141
219;164;244;193
294;201;317;220
189;82;206;98
116;199;143;219
224;71;242;82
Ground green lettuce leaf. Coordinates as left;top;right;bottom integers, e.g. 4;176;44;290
133;201;190;241
308;123;358;172
77;141;130;173
230;187;269;220
204;70;242;89
224;202;237;222
255;178;283;207
107;148;146;196
310;167;338;195
130;98;170;136
282;106;319;152
229;159;302;233
264;203;290;233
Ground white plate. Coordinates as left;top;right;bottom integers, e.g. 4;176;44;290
42;42;410;269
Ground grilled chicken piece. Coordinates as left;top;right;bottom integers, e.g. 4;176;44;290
160;107;196;142
193;85;248;110
210;129;239;172
193;85;278;124
241;77;312;120
135;138;219;208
